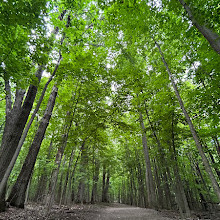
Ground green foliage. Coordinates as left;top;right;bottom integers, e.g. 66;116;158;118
1;0;219;210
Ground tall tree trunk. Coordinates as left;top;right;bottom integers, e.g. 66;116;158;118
91;159;100;204
24;174;32;205
139;111;157;208
76;140;88;204
213;137;220;157
102;170;110;203
6;85;58;208
178;0;220;54
0;12;68;212
154;39;220;201
0;69;43;211
187;153;212;210
0;9;69;200
129;168;135;206
57;157;66;204
44;86;80;213
102;165;106;202
44;133;68;213
0;59;60;205
144;102;172;209
34;139;54;203
171;115;191;218
121;179;126;204
153;160;164;209
135;148;147;208
203;142;220;180
61;149;74;205
67;149;82;204
118;185;121;204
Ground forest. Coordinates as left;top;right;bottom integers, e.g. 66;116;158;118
0;0;220;219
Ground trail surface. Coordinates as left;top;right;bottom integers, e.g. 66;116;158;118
95;203;176;220
1;202;219;219
0;203;178;219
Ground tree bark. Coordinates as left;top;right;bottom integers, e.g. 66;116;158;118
139;111;157;208
203;142;220;180
171;115;191;218
91;159;100;204
76;140;88;204
61;149;74;205
6;85;58;208
154;39;220;201
153;160;164;209
135;148;147;208
57;157;66;204
102;165;106;202
213;137;220;157
34;139;54;203
0;58;61;204
102;169;110;203
44;136;67;213
144;102;172;209
0;11;68;212
0;67;43;211
68;148;82;203
178;0;220;54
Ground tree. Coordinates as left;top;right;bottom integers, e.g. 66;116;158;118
7;85;58;208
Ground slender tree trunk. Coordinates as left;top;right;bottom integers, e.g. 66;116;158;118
144;102;172;209
61;149;74;204
187;153;212;210
171;116;191;218
163;168;174;210
154;39;220;201
34;139;54;203
153;160;164;209
44;87;80;213
6;85;58;208
44;134;67;213
24;174;32;205
67;149;82;204
135;149;147;208
129;169;134;205
87;178;90;203
91;159;100;204
178;0;220;54
121;179;126;204
57;157;66;204
102;170;110;203
118;185;121;203
77;181;85;204
102;165;106;202
213;137;220;157
35;172;48;203
76;140;88;204
203;142;220;180
131;167;137;206
139;111;157;208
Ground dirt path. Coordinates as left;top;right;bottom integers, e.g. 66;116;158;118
1;203;219;219
0;203;179;220
95;203;176;220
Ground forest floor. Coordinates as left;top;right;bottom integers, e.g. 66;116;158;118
0;202;219;220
